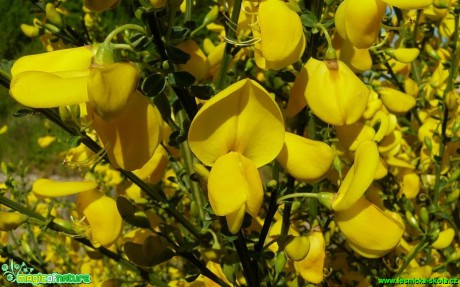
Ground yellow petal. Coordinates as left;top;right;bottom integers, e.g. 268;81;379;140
432;228;455;249
45;3;62;26
37;135;56;148
284;236;310;261
0;212;28;231
11;46;93;77
133;145;169;184
256;0;305;70
188;79;284;167
177;40;209;81
90;91;162;171
77;190;123;247
305;59;370;126
341;0;387;49
332;141;379;211
33;178;98;197
379;87;416;114
20;24;39;38
294;229;325;283
399;169;420;199
381;0;433;9
224;205;245;234
334;34;372;72
335;123;376;151
87;62;139;120
392;48;420;63
335;197;405;258
208;152;263;219
287;58;322;117
10;71;89;108
277;132;334;182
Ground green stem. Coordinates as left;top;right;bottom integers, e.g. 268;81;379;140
215;0;242;91
255;164;280;253
103;24;146;46
393;239;427;278
277;192;321;204
234;230;259;287
178;111;206;220
179;252;231;287
185;0;192;23
25;222;44;265
433;8;459;205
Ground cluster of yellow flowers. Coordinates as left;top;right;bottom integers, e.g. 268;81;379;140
1;0;460;286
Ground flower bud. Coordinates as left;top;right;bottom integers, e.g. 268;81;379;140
284;236;310;261
46;3;63;26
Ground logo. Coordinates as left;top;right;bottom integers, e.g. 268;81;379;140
2;259;91;285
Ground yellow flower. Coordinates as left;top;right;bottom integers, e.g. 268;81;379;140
335;197;405;258
32;178;122;247
188;79;284;233
277;132;334;182
378;87;416;114
254;0;305;70
294;228;326;283
204;261;233;287
303;58;370;125
335;0;386;49
9;47;162;171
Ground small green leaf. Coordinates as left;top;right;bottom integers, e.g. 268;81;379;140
142;74;166;97
166;45;191;64
116;196;137;217
190;85;213;100
170;71;195;87
153;93;172;119
301;10;318;28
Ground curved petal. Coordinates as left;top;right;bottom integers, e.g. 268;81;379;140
334;34;372;73
392;48;420;63
306;59;370;126
33;178;98;197
188;79;284;167
226;205;246;234
11;46;93;77
379;87;416;114
335;123;376;151
90;91;162;171
257;0;305;70
332;140;379;211
344;0;386;49
77;190;123;247
10;71;89;108
335;197;405;258
208;152;263;218
87;62;139;120
277;132;334;182
287;58;322;117
294;229;326;283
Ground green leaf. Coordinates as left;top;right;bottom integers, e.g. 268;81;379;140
165;45;191;64
301;10;318;28
170;26;190;42
116;196;136;217
170;71;195;87
142;73;166;97
153;93;172;119
190;85;213;100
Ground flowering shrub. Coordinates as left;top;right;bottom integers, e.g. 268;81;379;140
1;0;460;286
